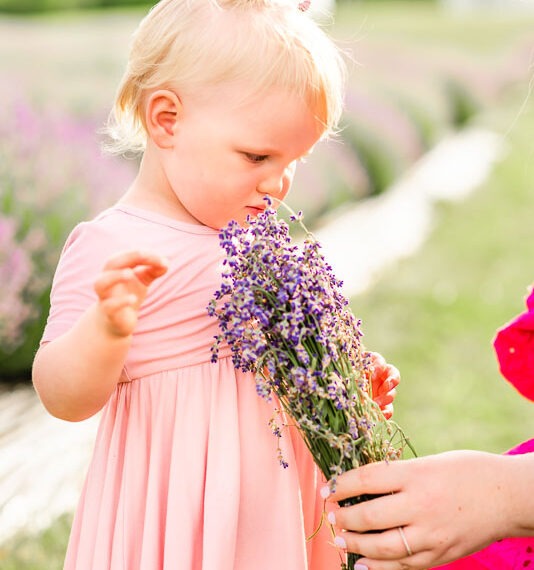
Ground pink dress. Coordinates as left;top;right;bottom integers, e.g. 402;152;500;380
434;285;534;570
41;205;339;570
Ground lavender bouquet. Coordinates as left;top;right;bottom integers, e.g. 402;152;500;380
208;201;412;569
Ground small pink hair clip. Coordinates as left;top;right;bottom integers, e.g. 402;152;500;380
298;0;311;11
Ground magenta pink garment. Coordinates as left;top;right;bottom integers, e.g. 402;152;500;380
493;285;534;401
433;285;534;570
42;205;340;570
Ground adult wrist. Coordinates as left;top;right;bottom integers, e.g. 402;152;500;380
506;453;534;536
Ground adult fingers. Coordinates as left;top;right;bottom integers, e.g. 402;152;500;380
326;461;406;503
337;527;414;561
332;492;408;534
352;553;431;570
336;527;434;570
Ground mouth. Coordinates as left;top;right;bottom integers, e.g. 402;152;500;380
246;205;266;214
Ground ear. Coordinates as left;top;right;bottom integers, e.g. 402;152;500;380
145;89;183;149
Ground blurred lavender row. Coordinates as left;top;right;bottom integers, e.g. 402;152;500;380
0;96;135;374
1;11;533;376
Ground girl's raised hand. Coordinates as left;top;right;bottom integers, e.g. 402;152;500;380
368;352;400;419
94;250;168;338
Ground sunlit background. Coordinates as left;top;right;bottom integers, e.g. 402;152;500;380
1;0;534;567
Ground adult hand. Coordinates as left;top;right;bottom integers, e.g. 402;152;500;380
326;451;520;569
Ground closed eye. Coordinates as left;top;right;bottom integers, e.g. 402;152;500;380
244;152;269;163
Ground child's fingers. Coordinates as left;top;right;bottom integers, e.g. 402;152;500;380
100;293;138;314
374;389;396;408
384;365;401;389
369;354;400;390
132;261;169;286
373;369;400;398
103;250;168;272
372;380;395;401
368;351;386;370
381;403;394;419
96;253;169;297
94;269;136;299
374;364;400;388
100;294;139;336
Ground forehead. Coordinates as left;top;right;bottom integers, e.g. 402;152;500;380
183;83;325;151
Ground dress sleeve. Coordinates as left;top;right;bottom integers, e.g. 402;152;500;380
493;285;534;401
40;219;127;345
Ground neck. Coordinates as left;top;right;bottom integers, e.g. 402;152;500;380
119;142;203;226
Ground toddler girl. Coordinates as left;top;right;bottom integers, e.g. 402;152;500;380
33;1;398;568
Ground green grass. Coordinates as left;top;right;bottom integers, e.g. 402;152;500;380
352;94;534;456
0;514;72;570
335;1;534;52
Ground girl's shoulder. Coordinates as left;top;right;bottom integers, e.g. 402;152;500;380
61;206;137;256
76;204;218;239
61;203;221;260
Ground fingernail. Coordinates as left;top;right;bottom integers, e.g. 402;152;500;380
327;511;336;525
354;565;368;570
320;485;330;499
334;536;346;549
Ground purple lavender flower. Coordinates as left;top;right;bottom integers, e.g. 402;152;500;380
208;203;411;570
0;216;36;351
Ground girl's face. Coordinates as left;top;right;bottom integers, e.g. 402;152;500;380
159;83;324;229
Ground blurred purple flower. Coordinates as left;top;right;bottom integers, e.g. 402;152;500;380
0;216;34;350
0;96;135;355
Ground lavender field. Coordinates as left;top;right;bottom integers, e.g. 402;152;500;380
1;4;534;377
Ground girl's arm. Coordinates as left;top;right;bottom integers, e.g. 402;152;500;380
33;250;168;422
325;450;534;569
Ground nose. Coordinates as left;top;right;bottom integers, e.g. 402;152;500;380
257;163;296;196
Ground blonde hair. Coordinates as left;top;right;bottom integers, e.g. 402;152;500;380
106;0;346;155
